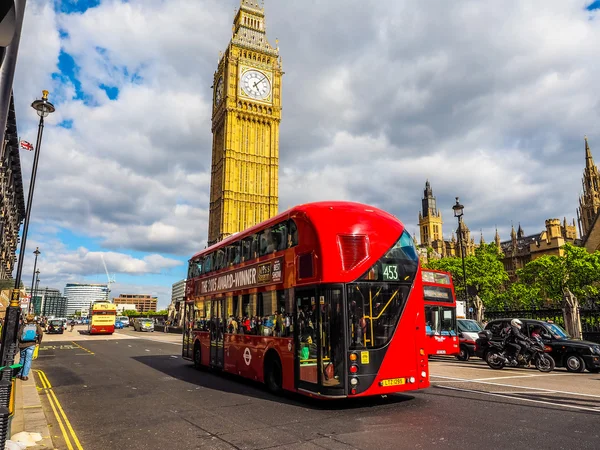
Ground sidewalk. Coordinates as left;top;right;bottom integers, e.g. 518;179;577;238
11;375;55;449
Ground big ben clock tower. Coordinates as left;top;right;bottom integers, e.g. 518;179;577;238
208;0;282;246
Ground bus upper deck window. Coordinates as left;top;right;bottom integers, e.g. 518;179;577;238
288;219;298;247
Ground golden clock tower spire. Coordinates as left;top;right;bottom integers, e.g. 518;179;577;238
208;0;282;246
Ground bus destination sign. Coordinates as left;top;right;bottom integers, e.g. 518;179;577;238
198;257;283;295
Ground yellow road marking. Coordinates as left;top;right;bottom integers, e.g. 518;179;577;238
34;369;84;450
71;342;94;355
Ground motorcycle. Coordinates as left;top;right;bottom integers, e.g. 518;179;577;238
478;330;555;373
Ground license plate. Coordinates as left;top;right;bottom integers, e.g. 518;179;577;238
380;378;406;387
436;350;447;354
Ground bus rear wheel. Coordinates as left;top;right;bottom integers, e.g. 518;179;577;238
265;353;283;394
193;343;201;369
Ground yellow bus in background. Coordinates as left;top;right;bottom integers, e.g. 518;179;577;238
89;302;117;335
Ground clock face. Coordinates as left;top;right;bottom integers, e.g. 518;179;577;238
215;77;224;105
240;69;271;100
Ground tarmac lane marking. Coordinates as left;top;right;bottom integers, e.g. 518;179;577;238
436;385;600;414
34;369;84;450
71;341;95;355
431;375;600;399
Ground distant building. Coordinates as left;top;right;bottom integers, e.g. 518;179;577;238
112;294;157;313
40;288;68;318
579;137;600;253
0;95;26;280
115;304;137;315
64;283;109;316
168;279;186;327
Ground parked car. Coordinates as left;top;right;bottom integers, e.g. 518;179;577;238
475;318;600;373
456;319;484;361
47;319;65;334
133;318;154;332
116;316;130;327
114;320;124;330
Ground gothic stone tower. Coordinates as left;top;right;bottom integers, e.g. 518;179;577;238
578;136;600;239
418;181;445;255
208;0;282;246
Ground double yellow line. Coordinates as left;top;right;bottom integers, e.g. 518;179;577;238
35;370;84;450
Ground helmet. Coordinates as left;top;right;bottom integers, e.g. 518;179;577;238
511;319;522;329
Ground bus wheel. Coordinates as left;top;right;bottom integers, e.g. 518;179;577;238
193;343;201;369
456;346;470;362
265;353;283;394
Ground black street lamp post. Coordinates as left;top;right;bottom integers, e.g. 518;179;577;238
452;197;469;318
32;269;40;315
0;91;54;444
28;247;40;315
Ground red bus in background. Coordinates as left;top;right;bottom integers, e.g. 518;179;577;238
183;201;430;399
422;270;459;357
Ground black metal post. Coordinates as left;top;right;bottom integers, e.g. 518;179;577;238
32;270;40;315
457;217;469;317
28;247;40;315
0;91;54;449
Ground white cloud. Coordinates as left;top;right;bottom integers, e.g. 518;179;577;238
8;0;600;306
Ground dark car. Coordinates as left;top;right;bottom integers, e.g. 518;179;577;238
475;318;600;373
47;319;65;334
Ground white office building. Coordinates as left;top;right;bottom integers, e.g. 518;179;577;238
64;283;109;316
169;279;187;327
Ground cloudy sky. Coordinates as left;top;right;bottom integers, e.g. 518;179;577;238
10;0;600;308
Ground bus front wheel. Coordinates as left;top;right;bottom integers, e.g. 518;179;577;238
264;352;283;394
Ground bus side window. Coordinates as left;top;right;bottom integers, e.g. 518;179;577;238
242;238;252;262
259;231;271;256
250;234;259;259
287;219;298;248
215;250;225;271
204;254;213;274
196;258;203;275
231;243;241;265
187;261;195;279
271;222;287;252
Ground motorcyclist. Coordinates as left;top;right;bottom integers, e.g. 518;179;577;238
504;319;529;364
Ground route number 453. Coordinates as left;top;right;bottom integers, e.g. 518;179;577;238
382;264;399;281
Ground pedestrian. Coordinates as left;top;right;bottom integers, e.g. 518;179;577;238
16;315;43;381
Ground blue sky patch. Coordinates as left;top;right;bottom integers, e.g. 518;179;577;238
59;119;73;129
56;0;102;15
56;50;84;100
100;84;119;100
588;1;600;10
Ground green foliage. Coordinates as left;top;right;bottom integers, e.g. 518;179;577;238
425;242;600;311
517;243;600;305
123;309;168;317
425;243;508;306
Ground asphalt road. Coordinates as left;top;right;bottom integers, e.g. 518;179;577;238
33;330;600;450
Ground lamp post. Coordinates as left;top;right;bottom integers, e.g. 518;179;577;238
452;197;469;318
32;269;40;316
0;90;54;394
28;247;40;315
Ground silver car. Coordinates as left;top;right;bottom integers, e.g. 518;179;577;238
134;318;154;332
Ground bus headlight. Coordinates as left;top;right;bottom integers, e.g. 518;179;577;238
350;377;359;386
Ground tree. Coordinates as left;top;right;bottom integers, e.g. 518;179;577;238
425;243;509;308
517;244;600;306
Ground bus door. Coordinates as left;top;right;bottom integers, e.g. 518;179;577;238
295;287;346;395
182;302;194;360
209;298;225;368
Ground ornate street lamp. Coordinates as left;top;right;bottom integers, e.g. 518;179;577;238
452;197;469;317
0;91;55;437
28;247;40;315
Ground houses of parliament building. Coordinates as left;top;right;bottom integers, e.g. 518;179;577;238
418;137;599;278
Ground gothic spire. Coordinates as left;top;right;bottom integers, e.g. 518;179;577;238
480;229;485;245
241;0;262;10
494;226;501;247
510;223;516;240
517;223;524;239
585;135;594;168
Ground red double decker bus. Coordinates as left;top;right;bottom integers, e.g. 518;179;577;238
182;201;430;398
422;269;459;356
